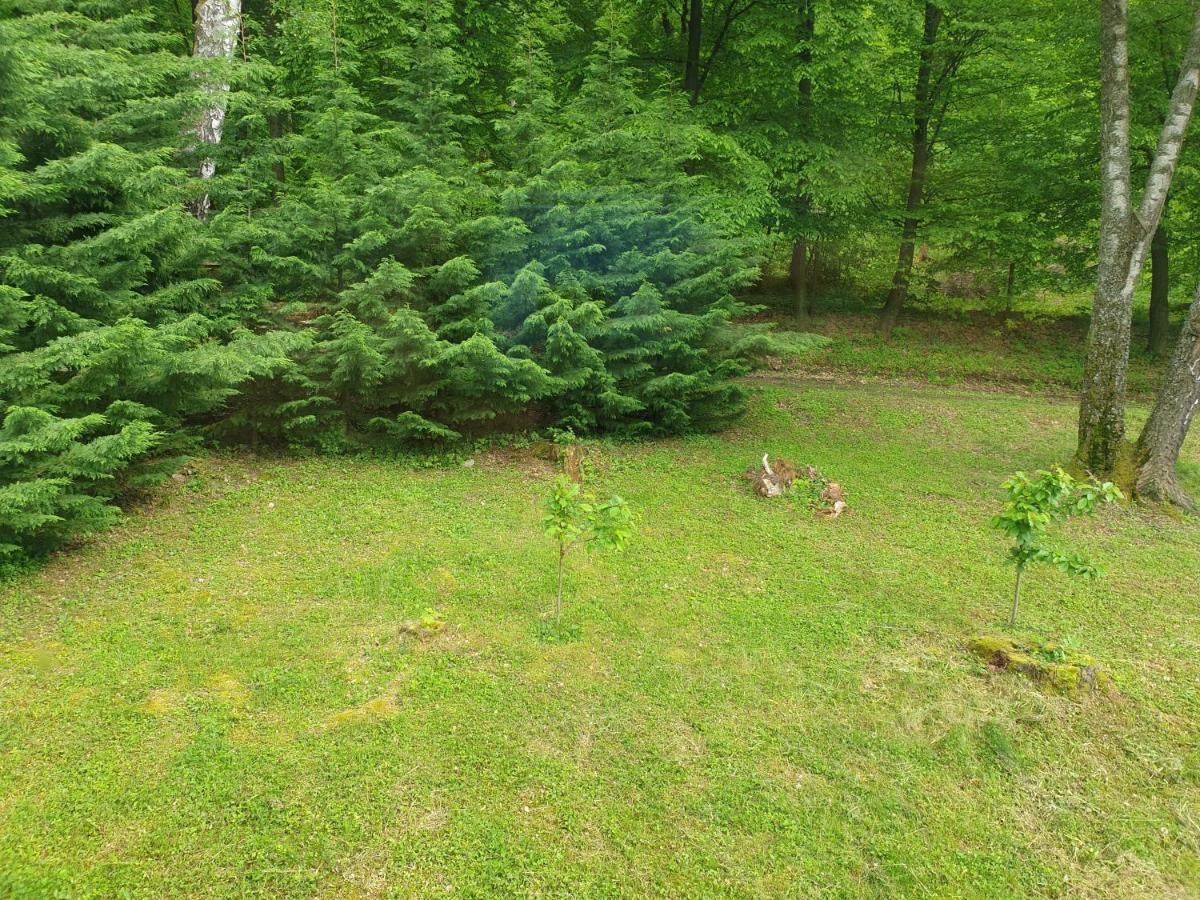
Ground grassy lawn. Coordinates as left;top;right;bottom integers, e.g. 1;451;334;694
749;292;1171;397
2;380;1199;897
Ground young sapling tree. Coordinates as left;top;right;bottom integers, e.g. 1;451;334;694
991;467;1122;629
541;472;632;625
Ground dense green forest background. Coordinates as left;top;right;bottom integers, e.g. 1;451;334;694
1;0;1197;561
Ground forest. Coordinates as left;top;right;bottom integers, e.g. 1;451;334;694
1;0;1199;895
3;0;1199;561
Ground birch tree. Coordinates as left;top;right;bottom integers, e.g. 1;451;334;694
188;0;242;221
1075;0;1200;475
1135;283;1200;509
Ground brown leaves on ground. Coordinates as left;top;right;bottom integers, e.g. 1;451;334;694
744;454;796;497
743;454;850;517
817;481;849;519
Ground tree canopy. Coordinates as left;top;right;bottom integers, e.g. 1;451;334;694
3;0;1200;561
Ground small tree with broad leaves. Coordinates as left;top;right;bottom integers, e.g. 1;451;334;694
991;467;1122;629
542;474;632;625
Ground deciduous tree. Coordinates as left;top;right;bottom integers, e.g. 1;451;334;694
1076;0;1200;475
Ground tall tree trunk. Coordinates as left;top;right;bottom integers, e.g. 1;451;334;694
188;0;242;221
1135;281;1200;510
807;244;821;311
792;0;815;325
879;3;942;340
1005;261;1016;309
1148;222;1170;356
790;240;810;324
683;0;703;105
1078;0;1135;472
1077;2;1200;475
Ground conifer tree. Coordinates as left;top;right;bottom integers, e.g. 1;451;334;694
1;0;814;562
492;20;779;435
212;2;554;448
0;2;293;562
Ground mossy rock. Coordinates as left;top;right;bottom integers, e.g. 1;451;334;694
970;636;1115;697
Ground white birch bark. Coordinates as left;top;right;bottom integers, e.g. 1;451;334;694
1136;281;1200;510
1077;2;1200;475
189;0;241;221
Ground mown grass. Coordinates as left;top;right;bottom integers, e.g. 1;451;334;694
1;381;1198;897
751;291;1172;396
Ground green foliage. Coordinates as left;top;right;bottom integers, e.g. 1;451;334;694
210;9;792;448
991;466;1123;628
0;406;156;559
8;0;1143;567
1;0;830;562
490;26;777;436
992;466;1122;571
542;477;633;556
541;468;633;625
0;3;296;562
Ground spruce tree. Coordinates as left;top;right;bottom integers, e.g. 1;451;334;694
1;0;808;563
492;21;778;435
0;2;293;562
214;3;552;449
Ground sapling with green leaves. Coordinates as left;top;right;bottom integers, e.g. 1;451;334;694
991;467;1123;630
541;472;633;625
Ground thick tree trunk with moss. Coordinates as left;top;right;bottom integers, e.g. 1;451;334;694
1148;222;1170;356
879;3;941;340
1077;1;1200;475
1135;283;1200;510
188;0;242;221
1078;0;1137;474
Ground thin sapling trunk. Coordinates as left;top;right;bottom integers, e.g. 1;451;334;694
1008;564;1023;630
556;541;567;624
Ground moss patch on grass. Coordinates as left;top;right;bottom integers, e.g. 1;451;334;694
324;693;400;730
971;636;1115;696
